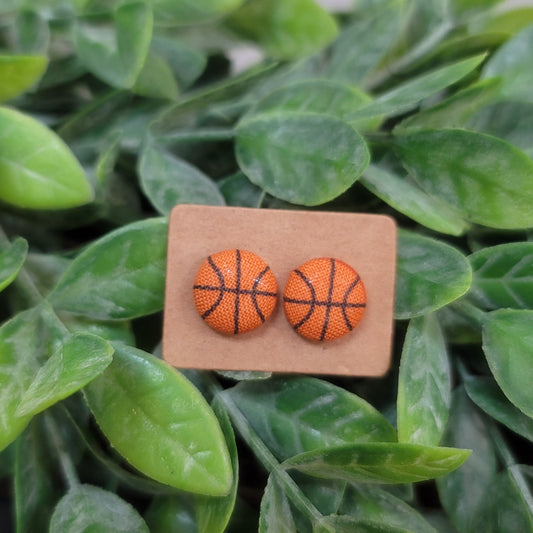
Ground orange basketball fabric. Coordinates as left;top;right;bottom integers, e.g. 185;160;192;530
193;249;278;335
283;257;366;341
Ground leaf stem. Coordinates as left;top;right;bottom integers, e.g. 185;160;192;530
218;391;324;524
44;412;80;489
450;299;487;328
0;226;42;306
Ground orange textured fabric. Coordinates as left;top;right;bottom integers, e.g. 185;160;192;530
193;249;278;335
283;257;366;341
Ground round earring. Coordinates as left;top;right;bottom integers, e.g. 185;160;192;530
193;249;278;335
283;257;366;341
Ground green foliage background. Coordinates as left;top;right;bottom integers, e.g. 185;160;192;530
1;0;533;531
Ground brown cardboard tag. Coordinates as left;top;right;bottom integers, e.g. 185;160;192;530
163;205;397;376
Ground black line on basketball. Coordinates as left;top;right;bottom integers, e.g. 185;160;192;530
234;249;242;334
200;255;225;319
320;258;336;341
251;265;271;323
290;269;317;331
341;274;361;331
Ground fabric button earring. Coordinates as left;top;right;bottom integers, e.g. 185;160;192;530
193;249;278;335
283;257;366;341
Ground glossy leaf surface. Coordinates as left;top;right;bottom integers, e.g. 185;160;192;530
482;309;533;418
75;2;152;88
225;377;396;461
397;314;451;446
285;443;470;484
394;129;533;229
49;484;149;533
361;165;468;236
139;145;225;215
236;112;370;205
469;242;533;310
0;54;47;101
465;377;533;442
0;107;92;209
16;334;114;418
395;230;472;319
84;343;232;495
49;218;167;320
0;237;27;292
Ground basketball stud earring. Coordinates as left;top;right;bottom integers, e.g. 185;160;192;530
193;249;278;335
283;257;366;341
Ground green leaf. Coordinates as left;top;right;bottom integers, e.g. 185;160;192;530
139;145;225;215
284;442;471;484
250;79;376;130
482;309;533;418
84;343;233;496
398;79;502;131
15;334;114;418
395;230;472;319
227;0;338;60
338;485;437;533
133;50;179;100
258;472;297;533
49;484;149;533
436;388;498;533
49;218;167;320
0;237;27;292
14;418;62;533
144;495;198;533
465;377;533;443
0;106;93;210
350;54;486;120
218;172;264;208
151;36;206;89
327;0;404;87
11;9;49;54
482;24;533;103
0;55;48;102
397;313;451;446
235;112;370;206
315;515;413;533
450;0;502;17
469;100;533;160
393;129;533;229
469;242;533;310
0;308;56;451
195;399;238;533
224;377;396;461
150;0;245;25
75;2;153;88
471;467;533;533
360;165;469;236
